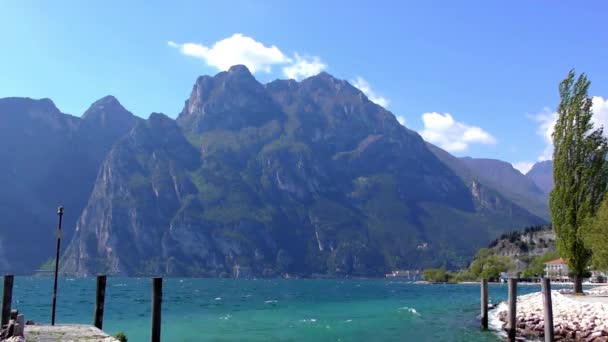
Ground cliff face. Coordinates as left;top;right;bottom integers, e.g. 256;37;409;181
458;158;549;220
59;66;546;277
0;96;139;273
488;226;556;272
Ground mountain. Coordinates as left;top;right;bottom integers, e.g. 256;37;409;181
427;144;548;222
59;65;546;277
0;96;139;273
456;158;550;220
526;160;554;195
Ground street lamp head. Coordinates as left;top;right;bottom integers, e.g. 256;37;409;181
57;206;64;215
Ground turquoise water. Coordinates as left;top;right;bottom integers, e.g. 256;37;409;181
6;277;548;341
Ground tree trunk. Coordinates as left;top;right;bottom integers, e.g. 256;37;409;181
574;274;583;294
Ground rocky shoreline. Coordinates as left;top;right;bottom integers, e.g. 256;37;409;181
490;286;608;341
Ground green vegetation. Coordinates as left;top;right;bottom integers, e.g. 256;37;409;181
488;225;547;248
550;70;608;293
423;268;450;282
587;197;608;271
114;332;128;342
466;248;514;281
521;251;560;278
423;248;514;283
38;258;56;271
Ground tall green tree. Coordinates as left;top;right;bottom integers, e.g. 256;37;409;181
586;196;608;271
550;70;608;293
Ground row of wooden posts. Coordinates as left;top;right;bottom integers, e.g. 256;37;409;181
480;277;555;342
1;274;164;342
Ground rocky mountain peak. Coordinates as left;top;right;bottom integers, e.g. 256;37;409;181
299;71;358;97
0;97;62;117
526;160;554;195
81;95;136;127
227;64;255;78
177;66;283;133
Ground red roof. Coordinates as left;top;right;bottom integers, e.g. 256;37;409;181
544;258;566;265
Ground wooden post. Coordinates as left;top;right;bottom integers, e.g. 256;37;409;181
94;275;107;329
507;278;518;342
151;277;162;342
51;206;64;326
541;278;554;342
480;278;489;330
1;275;14;327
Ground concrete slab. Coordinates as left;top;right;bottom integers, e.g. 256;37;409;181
24;324;119;342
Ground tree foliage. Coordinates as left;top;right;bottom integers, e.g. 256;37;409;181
423;267;450;282
550;70;608;292
587;196;608;271
467;248;513;281
521;251;561;278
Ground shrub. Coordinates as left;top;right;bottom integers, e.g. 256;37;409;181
114;332;128;342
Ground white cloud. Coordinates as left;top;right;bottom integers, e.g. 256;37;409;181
169;33;326;78
592;96;608;135
282;54;326;80
168;34;290;73
534;108;557;161
534;96;608;161
419;112;496;152
351;77;389;108
513;161;534;174
396;115;406;126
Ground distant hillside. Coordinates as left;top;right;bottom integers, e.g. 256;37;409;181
427;145;550;222
526;160;554;195
458;158;550;220
488;225;556;272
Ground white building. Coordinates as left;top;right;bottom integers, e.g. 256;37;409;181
544;258;569;281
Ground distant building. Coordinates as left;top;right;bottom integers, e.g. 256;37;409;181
591;270;607;283
385;270;420;279
499;271;519;283
544;258;569;281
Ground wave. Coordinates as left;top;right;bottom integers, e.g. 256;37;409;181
299;318;317;323
488;301;507;339
398;306;421;316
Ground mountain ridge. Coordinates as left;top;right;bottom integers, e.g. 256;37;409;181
59;66;546;276
0;66;547;276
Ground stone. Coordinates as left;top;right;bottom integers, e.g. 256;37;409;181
14;315;24;337
13;324;22;338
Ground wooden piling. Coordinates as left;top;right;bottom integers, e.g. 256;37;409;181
94;275;107;329
151;277;162;342
1;274;14;327
507;278;517;342
480;278;488;330
541;277;554;342
51;206;64;326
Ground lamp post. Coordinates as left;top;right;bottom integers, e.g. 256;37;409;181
51;206;64;326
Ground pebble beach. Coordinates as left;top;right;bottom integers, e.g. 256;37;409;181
490;285;608;341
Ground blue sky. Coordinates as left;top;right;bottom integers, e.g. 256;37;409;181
1;1;607;172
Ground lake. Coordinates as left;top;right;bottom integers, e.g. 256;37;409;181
6;277;551;341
